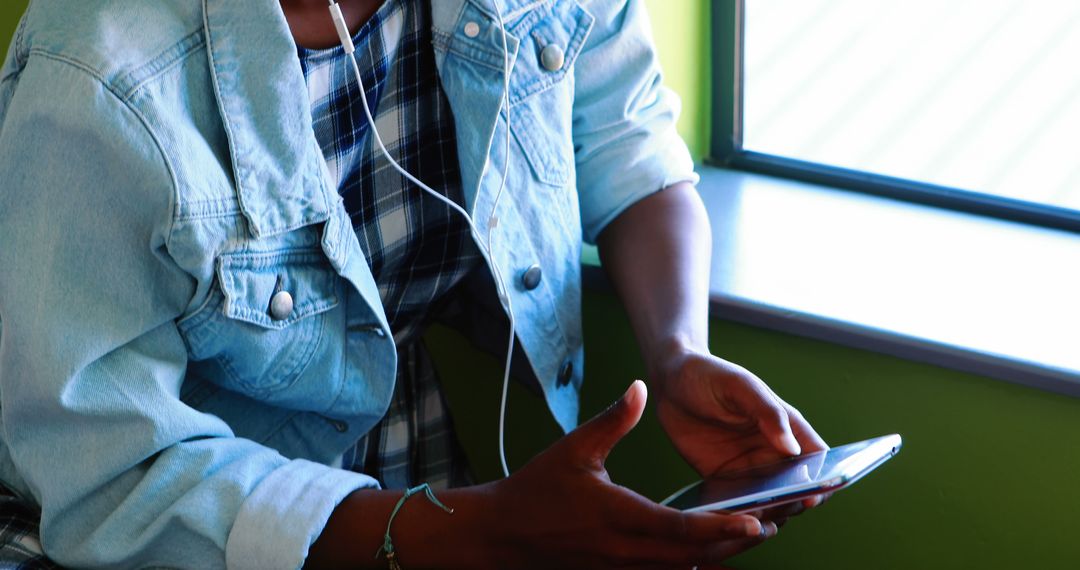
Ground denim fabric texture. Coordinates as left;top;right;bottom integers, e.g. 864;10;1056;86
0;0;697;568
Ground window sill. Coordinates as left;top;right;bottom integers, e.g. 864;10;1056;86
583;165;1080;397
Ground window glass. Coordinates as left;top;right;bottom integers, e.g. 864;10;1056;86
743;0;1080;210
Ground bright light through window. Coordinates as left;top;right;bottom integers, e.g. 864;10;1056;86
743;0;1080;211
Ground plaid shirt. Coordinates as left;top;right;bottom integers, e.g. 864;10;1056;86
299;0;475;490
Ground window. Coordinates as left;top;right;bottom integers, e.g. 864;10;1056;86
712;0;1080;231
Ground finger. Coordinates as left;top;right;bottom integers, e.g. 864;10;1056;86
726;378;800;456
681;511;763;542
803;490;835;509
612;489;762;543
741;494;824;514
564;380;647;465
743;495;817;519
757;500;806;523
611;529;772;569
613;520;781;570
704;521;779;561
785;404;829;453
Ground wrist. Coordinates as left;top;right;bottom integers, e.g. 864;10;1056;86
645;334;708;387
308;483;502;569
394;483;502;569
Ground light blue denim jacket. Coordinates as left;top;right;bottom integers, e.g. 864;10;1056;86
0;0;696;567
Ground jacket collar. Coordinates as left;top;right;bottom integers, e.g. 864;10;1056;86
202;0;332;238
201;0;536;238
432;0;543;27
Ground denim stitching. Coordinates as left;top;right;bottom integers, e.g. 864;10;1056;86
26;48;190;312
120;30;206;100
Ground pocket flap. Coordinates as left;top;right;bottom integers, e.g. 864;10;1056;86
216;249;340;329
507;0;594;105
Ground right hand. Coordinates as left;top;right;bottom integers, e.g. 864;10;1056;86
486;380;777;570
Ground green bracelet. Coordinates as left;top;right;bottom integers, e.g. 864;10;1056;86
375;483;455;570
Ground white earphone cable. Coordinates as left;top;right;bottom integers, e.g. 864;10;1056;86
490;0;515;481
329;0;517;478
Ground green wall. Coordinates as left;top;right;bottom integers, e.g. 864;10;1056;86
4;1;1080;568
0;2;23;61
643;0;712;160
432;291;1080;569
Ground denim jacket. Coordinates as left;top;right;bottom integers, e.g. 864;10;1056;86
0;0;696;567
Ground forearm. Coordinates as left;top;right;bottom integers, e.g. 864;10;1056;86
307;483;497;569
596;181;712;379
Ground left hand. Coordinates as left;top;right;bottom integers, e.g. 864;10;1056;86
652;347;829;478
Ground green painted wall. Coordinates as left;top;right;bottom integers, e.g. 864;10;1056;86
431;291;1080;569
642;0;712;160
0;2;24;60
3;1;1078;568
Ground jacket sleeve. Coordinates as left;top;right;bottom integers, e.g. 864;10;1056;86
0;52;376;570
573;0;700;244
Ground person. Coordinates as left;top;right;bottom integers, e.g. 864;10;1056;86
0;0;827;567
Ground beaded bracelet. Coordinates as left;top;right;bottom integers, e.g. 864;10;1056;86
375;483;455;570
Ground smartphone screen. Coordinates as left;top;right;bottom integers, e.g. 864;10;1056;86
663;434;902;513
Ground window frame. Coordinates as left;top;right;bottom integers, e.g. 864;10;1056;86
708;0;1080;234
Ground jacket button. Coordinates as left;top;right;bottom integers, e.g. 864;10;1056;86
331;420;349;433
557;360;573;387
269;290;294;320
463;21;480;38
521;264;543;290
540;44;565;72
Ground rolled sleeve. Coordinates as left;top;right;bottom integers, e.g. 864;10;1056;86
0;53;368;570
226;460;378;570
573;0;699;244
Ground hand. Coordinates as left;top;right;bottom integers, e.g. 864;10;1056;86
653;348;829;478
487;380;777;570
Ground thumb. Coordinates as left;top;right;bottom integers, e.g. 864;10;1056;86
567;380;647;466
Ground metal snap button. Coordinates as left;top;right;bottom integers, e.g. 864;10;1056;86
464;21;481;38
269;290;294;321
540;44;565;72
521;264;543;290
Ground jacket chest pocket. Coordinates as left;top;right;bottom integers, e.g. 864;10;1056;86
506;0;594;187
178;249;342;402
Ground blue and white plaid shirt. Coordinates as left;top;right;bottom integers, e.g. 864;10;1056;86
298;0;475;491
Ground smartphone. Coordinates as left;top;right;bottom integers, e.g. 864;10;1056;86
661;434;902;514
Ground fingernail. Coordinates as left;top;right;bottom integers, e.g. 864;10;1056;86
623;380;646;403
757;521;778;539
782;433;801;455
